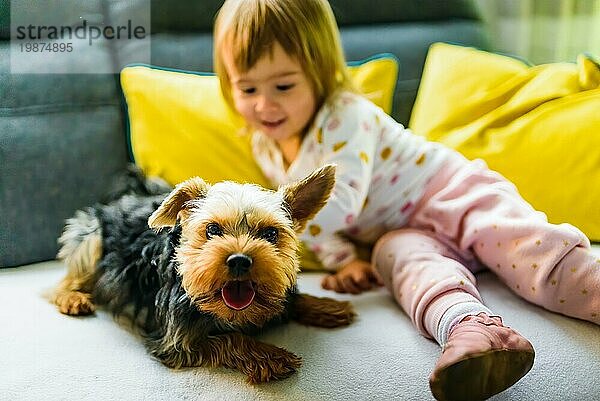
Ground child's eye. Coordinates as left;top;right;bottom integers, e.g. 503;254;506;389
276;84;294;91
241;87;256;94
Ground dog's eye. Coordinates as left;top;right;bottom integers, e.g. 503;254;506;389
259;227;278;244
206;223;223;239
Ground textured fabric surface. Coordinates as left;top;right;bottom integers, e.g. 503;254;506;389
330;0;479;25
0;0;104;40
1;247;599;400
0;0;480;41
0;109;128;267
142;0;480;35
0;0;8;39
341;21;489;124
0;44;119;111
0;26;127;268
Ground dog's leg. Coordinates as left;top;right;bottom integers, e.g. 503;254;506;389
150;332;302;383
50;210;101;316
291;293;355;328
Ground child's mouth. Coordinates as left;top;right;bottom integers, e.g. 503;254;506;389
261;118;285;129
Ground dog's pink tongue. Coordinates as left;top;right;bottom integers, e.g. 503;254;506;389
221;281;255;310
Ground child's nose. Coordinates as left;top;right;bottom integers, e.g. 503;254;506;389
255;94;278;112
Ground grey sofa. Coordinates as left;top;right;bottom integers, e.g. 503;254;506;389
2;1;599;400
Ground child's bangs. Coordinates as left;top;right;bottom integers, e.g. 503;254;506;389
229;29;272;73
228;8;299;72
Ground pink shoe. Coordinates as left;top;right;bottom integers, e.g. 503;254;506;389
429;313;535;401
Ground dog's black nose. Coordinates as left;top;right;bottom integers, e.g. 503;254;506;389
226;254;253;277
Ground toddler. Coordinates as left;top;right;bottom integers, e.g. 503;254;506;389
213;0;599;399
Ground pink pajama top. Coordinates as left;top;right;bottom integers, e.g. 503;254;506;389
252;92;452;271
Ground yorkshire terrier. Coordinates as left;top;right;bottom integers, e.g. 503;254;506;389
50;165;355;383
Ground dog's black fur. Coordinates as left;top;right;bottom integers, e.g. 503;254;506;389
82;187;295;365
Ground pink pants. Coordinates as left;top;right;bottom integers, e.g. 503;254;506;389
372;152;600;340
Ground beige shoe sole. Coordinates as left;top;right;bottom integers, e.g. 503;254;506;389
429;348;535;401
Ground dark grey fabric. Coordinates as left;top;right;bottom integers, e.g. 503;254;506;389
0;0;9;40
0;109;127;267
114;32;215;72
146;0;480;34
0;0;489;267
341;20;489;125
0;0;105;39
0;0;485;40
331;0;480;25
149;0;223;34
0;35;126;267
0;49;119;111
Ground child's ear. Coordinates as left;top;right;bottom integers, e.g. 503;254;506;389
280;164;336;233
148;177;210;229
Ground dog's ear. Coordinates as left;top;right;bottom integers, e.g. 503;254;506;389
148;177;210;229
280;164;336;233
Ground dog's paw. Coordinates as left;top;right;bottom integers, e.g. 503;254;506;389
56;291;96;316
244;344;302;384
293;293;356;328
307;297;355;328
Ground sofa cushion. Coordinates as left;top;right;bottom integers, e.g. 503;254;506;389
410;42;600;241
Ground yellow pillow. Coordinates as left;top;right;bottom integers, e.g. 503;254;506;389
120;54;399;270
410;42;600;241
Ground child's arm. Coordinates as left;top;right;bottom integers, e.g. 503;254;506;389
305;231;357;269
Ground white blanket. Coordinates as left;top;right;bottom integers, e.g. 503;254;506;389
1;247;599;400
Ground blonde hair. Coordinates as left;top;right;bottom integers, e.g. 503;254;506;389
213;0;355;109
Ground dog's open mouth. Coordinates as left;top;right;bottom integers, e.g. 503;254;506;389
221;280;256;310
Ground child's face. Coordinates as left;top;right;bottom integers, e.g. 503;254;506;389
224;42;317;144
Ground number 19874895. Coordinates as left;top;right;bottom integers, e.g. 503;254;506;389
19;42;73;52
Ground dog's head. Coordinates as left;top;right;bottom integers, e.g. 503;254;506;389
148;165;335;327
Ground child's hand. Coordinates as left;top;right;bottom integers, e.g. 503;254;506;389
321;259;384;294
